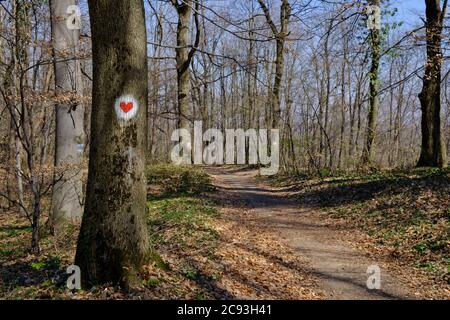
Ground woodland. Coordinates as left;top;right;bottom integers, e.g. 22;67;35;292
0;0;449;300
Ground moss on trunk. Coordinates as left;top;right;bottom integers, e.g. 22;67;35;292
75;0;150;288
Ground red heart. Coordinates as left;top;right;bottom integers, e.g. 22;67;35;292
120;101;133;113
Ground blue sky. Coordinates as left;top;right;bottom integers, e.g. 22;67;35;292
395;0;426;27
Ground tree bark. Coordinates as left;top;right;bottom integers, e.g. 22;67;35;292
417;0;448;167
75;0;150;288
172;0;199;129
362;0;381;165
50;0;85;229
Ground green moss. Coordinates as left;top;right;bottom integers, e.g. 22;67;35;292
147;249;170;271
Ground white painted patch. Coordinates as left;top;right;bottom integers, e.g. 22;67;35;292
114;95;139;123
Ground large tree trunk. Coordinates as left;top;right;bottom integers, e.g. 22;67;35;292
417;0;448;167
75;0;150;288
172;0;199;129
50;0;85;230
362;0;381;165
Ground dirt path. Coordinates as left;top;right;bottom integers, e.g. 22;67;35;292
207;166;416;300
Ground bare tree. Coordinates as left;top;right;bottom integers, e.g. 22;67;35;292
49;0;85;231
257;0;291;129
0;0;55;253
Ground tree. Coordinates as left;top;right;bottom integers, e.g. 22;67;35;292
49;0;85;231
171;0;200;129
257;0;291;129
417;0;448;168
0;0;55;254
75;0;150;288
362;0;381;165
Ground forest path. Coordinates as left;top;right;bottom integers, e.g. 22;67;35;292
207;166;416;300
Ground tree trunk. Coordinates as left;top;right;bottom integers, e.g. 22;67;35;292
417;0;448;168
172;0;199;129
273;37;285;129
75;0;150;288
362;0;381;165
257;0;291;129
176;3;191;128
338;39;347;169
50;0;85;230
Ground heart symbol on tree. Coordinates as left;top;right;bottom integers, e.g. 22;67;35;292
120;101;133;113
115;95;138;124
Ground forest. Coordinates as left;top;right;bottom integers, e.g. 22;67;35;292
0;0;449;301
